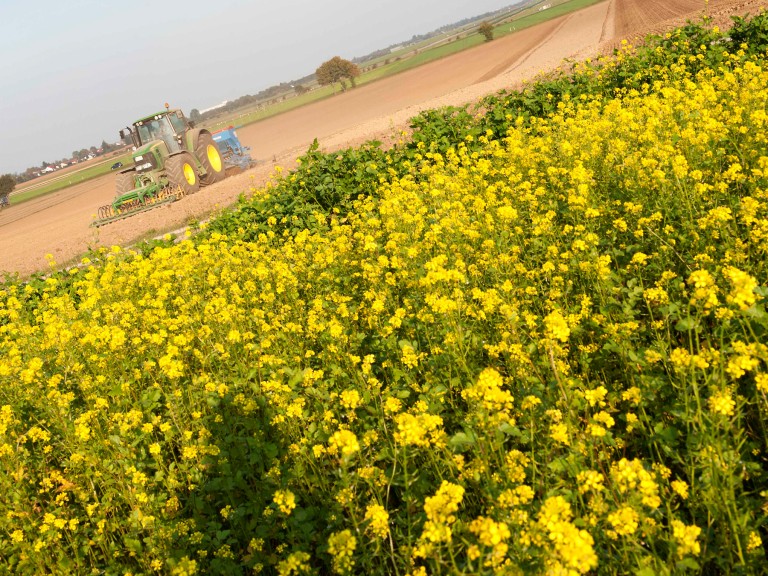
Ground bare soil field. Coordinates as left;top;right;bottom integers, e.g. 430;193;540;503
1;0;766;277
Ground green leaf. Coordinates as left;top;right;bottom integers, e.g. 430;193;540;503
675;317;697;332
676;558;700;571
449;431;477;450
124;538;142;554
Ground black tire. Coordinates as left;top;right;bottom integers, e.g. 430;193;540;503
166;152;200;195
115;171;136;198
195;131;225;186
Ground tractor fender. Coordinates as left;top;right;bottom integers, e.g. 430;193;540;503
185;128;214;161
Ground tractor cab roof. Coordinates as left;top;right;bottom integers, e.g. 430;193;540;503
133;109;182;126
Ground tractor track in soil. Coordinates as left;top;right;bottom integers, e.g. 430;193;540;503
2;0;768;277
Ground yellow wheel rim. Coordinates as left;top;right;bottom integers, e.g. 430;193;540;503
207;144;222;173
183;163;196;185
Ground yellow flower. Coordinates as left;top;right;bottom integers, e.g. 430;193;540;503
537;497;597;574
328;429;360;458
671;520;701;558
577;470;604;494
364;503;389;539
723;266;758;310
607;506;639;538
424;481;464;525
469;516;511;565
273;489;297;515
470;516;510;546
550;423;570;445
584;386;608;407
340;389;361;410
687;269;718;310
277;551;311;576
393;412;444;447
384;397;402;414
756;374;768;393
671;480;689;499
544;310;570;343
708;389;735;417
747;531;762;553
610;458;660;508
327;529;357;574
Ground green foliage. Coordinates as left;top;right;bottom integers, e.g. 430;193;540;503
407;106;483;155
730;11;768;54
0;174;16;200
203;139;387;241
316;56;361;91
478;21;494;42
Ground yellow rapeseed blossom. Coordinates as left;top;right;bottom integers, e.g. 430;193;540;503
327;530;357;574
364;504;389;539
273;490;297;515
544;310;571;343
537;496;597;575
393;412;444;447
671;520;701;558
708;389;736;417
723;266;759;310
328;429;360;458
277;551;311;576
607;506;639;538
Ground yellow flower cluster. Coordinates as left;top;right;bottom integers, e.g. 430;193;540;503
327;529;357;574
537;496;597;575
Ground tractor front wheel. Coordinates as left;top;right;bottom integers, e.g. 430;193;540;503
115;171;136;198
166;152;200;195
195;132;225;186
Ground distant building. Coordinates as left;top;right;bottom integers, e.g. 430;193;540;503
200;100;229;114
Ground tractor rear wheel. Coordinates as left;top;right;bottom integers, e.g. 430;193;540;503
166;152;200;195
195;132;225;186
115;171;136;198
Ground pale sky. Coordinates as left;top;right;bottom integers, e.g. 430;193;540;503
0;0;519;174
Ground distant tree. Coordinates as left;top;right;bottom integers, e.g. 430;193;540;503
190;108;202;123
90;146;98;154
0;174;16;202
294;84;310;96
316;56;361;92
479;21;494;42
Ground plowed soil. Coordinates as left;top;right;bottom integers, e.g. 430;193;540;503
2;0;767;277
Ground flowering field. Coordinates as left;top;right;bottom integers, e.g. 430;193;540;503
2;15;768;576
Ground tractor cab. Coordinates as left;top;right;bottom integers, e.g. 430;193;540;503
120;110;191;153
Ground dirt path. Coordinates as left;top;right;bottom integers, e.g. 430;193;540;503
1;0;766;277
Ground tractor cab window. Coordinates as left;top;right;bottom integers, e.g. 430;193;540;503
169;112;186;134
136;117;181;153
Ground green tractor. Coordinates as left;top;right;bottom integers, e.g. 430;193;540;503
94;107;225;225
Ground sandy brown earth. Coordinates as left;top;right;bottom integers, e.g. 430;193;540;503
1;0;767;277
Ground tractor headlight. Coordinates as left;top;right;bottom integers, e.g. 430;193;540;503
136;162;152;171
135;155;144;162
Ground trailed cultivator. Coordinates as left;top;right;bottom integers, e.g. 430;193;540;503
95;185;185;226
92;107;253;227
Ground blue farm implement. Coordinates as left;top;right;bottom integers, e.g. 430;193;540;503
212;126;255;173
